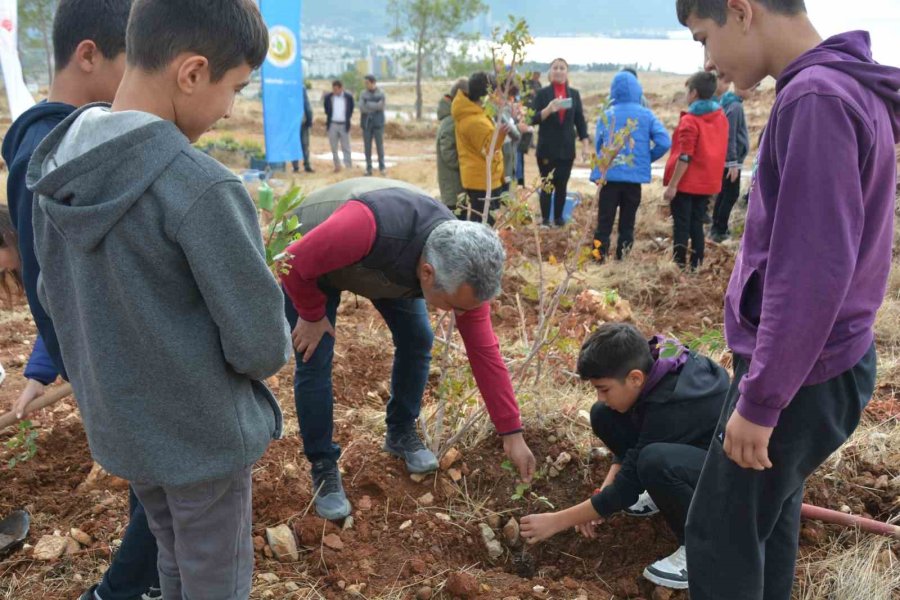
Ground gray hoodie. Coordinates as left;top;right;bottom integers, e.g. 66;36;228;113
26;104;292;486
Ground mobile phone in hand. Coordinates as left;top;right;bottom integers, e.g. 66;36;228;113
558;98;573;109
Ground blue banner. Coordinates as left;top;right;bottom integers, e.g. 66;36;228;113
260;0;303;163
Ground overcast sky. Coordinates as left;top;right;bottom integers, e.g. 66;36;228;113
807;0;900;65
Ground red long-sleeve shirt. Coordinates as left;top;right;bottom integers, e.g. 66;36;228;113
281;201;523;434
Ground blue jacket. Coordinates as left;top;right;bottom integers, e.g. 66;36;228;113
1;101;74;381
24;335;58;385
591;71;671;184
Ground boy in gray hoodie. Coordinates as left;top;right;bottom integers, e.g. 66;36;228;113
27;1;291;598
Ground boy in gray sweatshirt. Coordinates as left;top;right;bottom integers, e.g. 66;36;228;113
27;1;291;598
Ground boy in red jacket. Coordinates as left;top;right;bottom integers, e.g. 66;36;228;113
663;71;728;269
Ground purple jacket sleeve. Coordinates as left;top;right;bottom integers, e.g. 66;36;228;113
736;94;865;427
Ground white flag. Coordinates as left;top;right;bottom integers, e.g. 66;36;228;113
0;0;35;121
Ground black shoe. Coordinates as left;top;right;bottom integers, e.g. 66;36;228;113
292;168;300;174
80;585;99;600
304;164;314;173
554;218;566;228
310;458;351;520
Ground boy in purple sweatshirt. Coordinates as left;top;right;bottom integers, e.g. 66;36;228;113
676;1;900;599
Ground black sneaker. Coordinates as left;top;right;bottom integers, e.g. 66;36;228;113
310;459;351;520
383;429;439;474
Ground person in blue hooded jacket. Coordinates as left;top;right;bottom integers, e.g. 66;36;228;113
590;71;671;262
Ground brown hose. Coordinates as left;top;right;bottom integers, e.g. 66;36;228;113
802;503;900;538
0;383;74;431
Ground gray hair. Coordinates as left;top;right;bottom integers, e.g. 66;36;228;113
423;221;506;301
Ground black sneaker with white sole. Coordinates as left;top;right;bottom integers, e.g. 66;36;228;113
624;491;660;517
643;545;689;590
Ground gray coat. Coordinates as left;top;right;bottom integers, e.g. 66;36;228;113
27;105;291;486
436;96;464;208
360;88;386;130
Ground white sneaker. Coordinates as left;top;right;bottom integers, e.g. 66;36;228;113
643;545;689;589
624;491;659;517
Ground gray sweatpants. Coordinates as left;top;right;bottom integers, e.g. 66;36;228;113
327;122;352;168
132;466;253;600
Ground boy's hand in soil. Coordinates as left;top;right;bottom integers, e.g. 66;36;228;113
292;317;336;363
13;378;45;420
522;499;603;543
575;518;605;539
724;410;774;470
521;513;566;543
503;432;536;483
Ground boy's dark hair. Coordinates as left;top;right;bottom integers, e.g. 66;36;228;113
53;0;132;70
332;80;343;88
622;67;638;78
126;0;268;82
467;71;496;102
687;71;719;100
676;0;806;26
577;323;654;381
364;74;376;83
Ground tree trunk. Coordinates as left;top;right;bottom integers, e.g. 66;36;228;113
41;26;52;85
414;36;425;121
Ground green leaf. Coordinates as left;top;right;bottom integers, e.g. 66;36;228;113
501;459;515;472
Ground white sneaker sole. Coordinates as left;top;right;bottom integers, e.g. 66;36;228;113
642;567;690;590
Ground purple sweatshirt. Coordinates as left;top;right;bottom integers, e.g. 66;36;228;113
726;31;900;428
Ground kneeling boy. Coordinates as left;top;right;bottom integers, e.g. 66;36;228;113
520;323;728;590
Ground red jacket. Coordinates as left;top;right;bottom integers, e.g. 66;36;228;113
664;109;729;196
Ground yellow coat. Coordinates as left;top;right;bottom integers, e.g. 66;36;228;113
451;92;507;192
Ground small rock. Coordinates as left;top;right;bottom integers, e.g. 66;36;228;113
409;557;428;574
413;531;423;540
547;435;558;443
70;528;92;546
337;580;347;590
265;524;299;562
343;516;355;530
440;447;462;471
253;536;266;552
875;474;890;490
284;582;300;592
577;409;591;424
33;535;68;560
479;523;503;559
416;586;434;600
502;518;520;545
322;533;344;550
257;572;280;584
418;492;435;506
532;585;546;594
263;545;273;558
358;495;373;510
800;526;823;545
448;468;463;482
840;504;852;514
590;447;610;463
616;576;640;598
553;451;573;470
346;583;366;596
283;462;300;480
65;536;81;555
446;572;479;598
435;512;452;522
261;591;275;599
487;514;502;529
548;466;560;478
399;520;413;531
652;587;674;600
410;473;428;483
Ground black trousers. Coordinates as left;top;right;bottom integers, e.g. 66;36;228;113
594;182;642;260
461;184;507;226
537;157;574;224
671;192;709;269
591;403;706;544
686;345;876;600
291;124;312;171
711;169;742;237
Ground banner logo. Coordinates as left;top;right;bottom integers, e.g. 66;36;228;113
267;25;297;68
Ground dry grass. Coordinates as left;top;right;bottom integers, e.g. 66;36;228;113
795;534;900;600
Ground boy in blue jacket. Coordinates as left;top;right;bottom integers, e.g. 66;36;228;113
1;3;162;600
591;71;671;262
710;80;751;242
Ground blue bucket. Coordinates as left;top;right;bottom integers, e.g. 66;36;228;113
550;191;583;223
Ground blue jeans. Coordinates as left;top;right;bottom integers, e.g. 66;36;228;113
515;150;525;183
283;288;434;462
96;487;159;600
